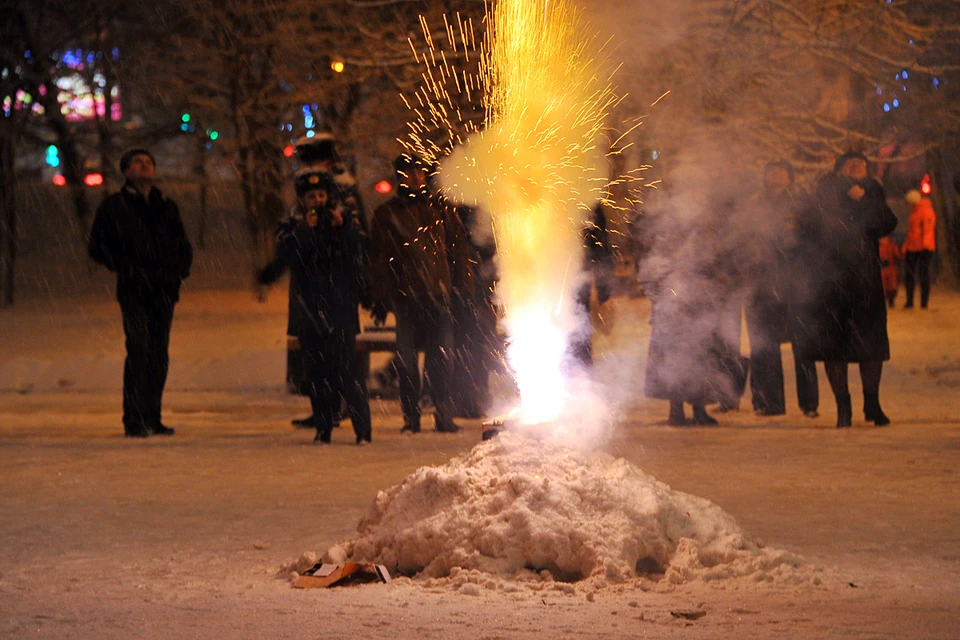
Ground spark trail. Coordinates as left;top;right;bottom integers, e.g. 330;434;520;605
404;0;621;430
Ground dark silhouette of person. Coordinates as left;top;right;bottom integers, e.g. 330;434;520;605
88;149;192;437
259;170;372;445
368;154;474;433
797;152;898;427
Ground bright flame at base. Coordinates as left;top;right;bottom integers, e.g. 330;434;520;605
506;307;570;425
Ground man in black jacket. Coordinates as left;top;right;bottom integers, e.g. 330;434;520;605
368;155;474;434
88;149;193;437
259;170;372;445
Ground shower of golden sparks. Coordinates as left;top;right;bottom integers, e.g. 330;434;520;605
401;0;640;427
400;12;482;162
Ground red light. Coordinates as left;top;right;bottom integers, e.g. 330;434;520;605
375;180;393;195
283;145;296;158
920;173;932;195
52;174;67;187
83;173;104;187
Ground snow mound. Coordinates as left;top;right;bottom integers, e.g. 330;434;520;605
326;432;809;588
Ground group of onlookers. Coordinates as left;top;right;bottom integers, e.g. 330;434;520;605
86;143;944;440
639;151;939;429
256;152;499;444
88;142;500;444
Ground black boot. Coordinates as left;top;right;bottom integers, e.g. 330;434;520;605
863;393;890;426
148;423;175;436
667;401;687;426
292;415;316;429
124;424;150;438
691;405;719;426
836;393;852;428
313;429;332;445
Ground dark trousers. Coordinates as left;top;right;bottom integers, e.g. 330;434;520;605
567;298;595;369
904;250;933;308
121;299;175;431
396;305;455;428
746;299;785;414
794;357;819;414
451;296;497;416
787;303;820;415
302;331;371;441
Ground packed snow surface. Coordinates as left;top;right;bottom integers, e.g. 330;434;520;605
326;432;805;587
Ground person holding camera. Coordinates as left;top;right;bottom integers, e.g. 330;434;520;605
259;170;372;445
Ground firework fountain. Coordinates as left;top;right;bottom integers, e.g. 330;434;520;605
404;0;623;434
306;1;809;585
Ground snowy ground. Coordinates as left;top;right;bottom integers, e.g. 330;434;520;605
2;285;959;639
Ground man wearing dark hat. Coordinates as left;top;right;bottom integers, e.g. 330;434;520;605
294;132;369;234
259;170;372;445
271;134;368;428
369;154;474;433
88;149;193;437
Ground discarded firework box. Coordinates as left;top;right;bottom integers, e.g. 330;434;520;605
294;562;391;589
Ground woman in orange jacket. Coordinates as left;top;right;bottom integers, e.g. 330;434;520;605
902;190;936;309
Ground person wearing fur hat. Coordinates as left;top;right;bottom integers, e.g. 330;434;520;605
368;154;474;434
294;133;369;234
88;149;193;438
259;170;372;445
901;189;936;309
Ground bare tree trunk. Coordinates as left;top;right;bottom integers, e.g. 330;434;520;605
38;81;92;236
13;1;92;234
929;146;958;287
0;134;17;307
94;18;118;192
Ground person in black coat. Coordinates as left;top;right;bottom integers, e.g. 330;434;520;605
259;171;372;445
88;149;193;437
368;155;474;434
797;152;898;427
745;160;820;418
570;203;616;368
